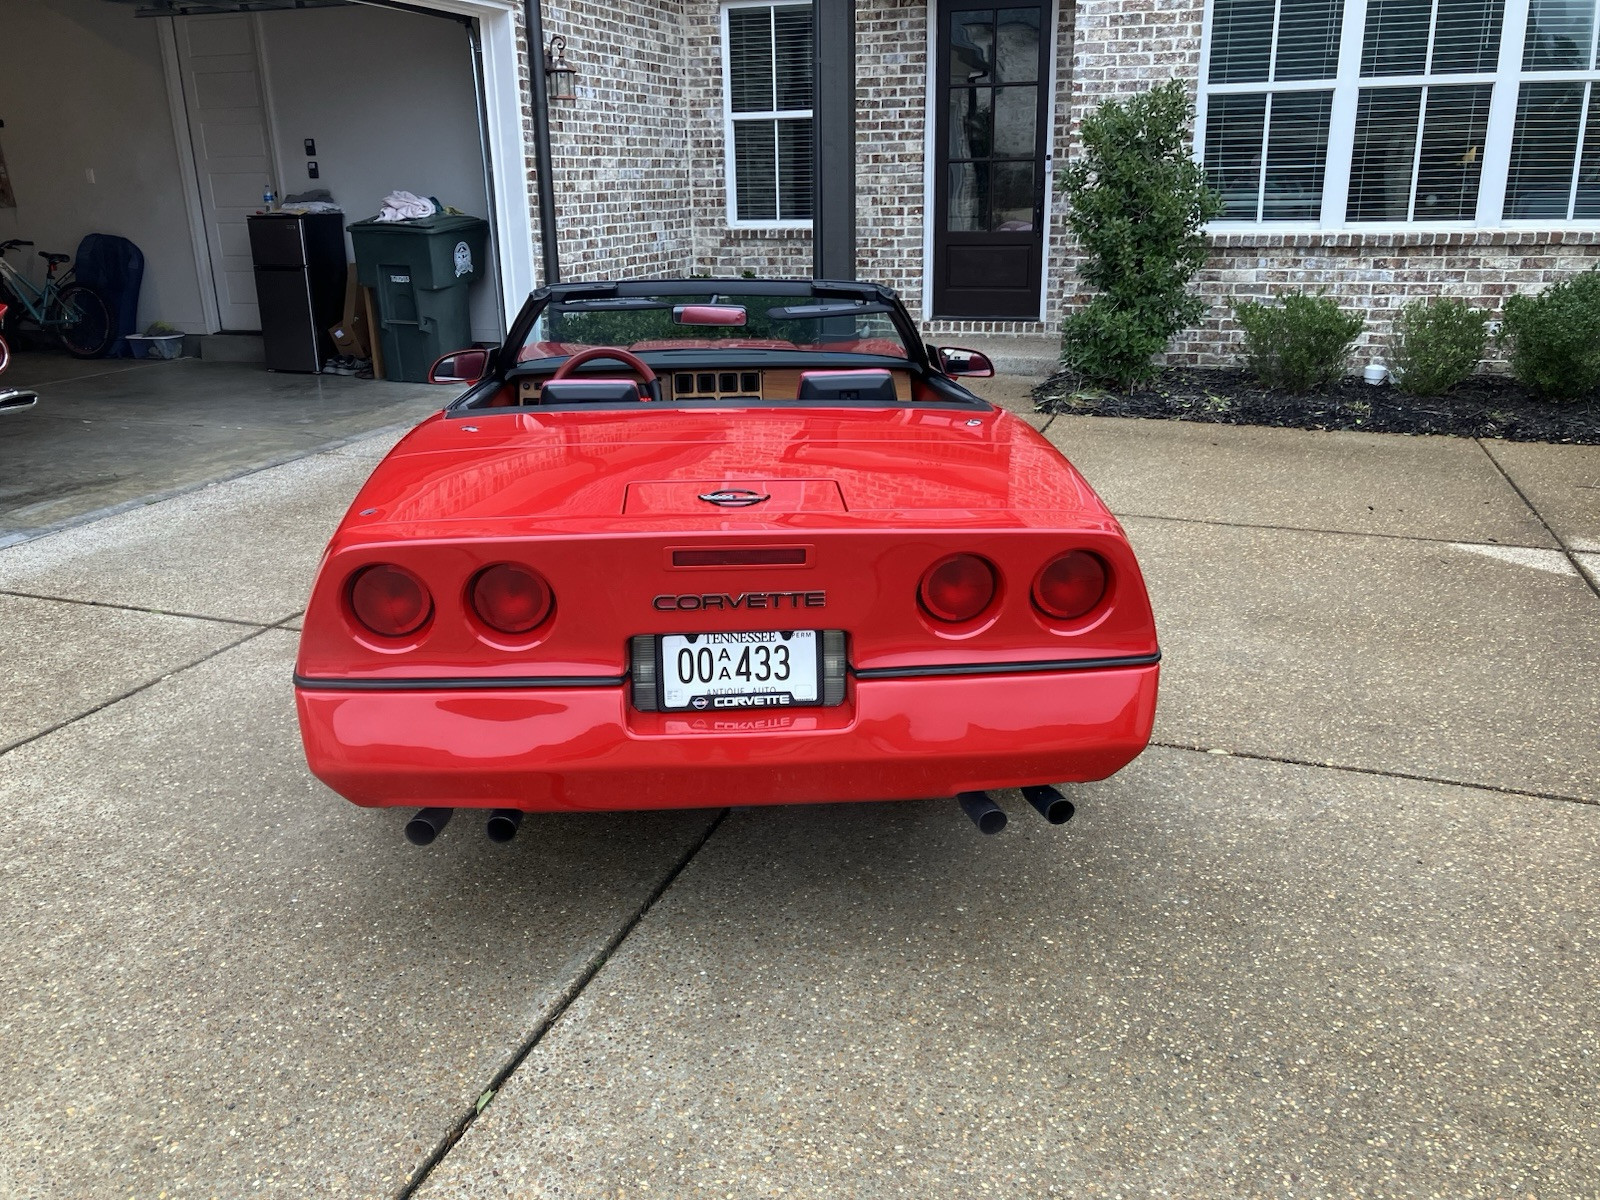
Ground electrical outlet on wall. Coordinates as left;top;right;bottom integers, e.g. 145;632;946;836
84;168;96;185
307;161;320;179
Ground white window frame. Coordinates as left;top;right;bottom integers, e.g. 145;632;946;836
721;0;815;230
1194;0;1600;230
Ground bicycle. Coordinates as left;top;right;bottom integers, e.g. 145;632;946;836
0;239;112;359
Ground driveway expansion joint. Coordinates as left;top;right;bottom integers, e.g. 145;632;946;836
1476;438;1600;602
1153;740;1597;808
1117;509;1559;552
396;807;731;1199
0;619;293;761
0;588;277;630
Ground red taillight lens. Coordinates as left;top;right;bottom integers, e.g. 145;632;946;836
471;563;553;634
919;553;997;623
349;564;431;637
1033;551;1108;620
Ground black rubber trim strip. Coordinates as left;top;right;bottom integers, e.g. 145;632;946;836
852;651;1162;680
293;672;627;692
295;650;1161;691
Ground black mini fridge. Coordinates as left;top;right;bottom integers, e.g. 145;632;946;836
248;213;347;373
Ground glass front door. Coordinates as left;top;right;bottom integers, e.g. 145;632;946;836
932;0;1051;319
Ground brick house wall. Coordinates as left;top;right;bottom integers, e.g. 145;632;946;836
1066;0;1600;368
511;0;1086;344
509;0;1595;367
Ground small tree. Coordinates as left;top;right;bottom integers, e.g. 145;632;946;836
1059;81;1222;389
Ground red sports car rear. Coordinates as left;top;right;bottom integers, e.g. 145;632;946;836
294;280;1159;837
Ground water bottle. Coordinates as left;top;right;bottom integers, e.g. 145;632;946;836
263;183;276;210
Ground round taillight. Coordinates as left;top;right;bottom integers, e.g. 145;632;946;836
919;553;997;623
349;564;431;637
471;563;553;634
1033;551;1108;621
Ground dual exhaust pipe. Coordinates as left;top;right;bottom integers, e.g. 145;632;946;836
957;785;1076;835
404;807;524;846
405;787;1072;844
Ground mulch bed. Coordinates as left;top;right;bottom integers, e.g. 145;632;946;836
1033;368;1600;445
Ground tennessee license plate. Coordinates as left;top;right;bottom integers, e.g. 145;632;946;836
659;630;820;711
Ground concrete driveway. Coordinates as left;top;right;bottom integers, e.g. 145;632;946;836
0;352;439;546
1;395;1596;1197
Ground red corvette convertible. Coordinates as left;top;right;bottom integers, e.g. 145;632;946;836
294;279;1159;843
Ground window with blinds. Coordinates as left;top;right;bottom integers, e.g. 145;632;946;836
724;3;814;225
1198;0;1600;225
1202;0;1341;220
1506;0;1600;218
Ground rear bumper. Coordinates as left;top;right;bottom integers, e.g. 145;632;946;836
295;665;1159;811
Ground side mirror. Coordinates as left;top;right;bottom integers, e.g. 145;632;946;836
428;348;490;385
0;389;39;414
938;347;995;378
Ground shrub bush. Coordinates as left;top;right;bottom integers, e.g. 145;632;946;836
1388;297;1488;395
1058;81;1221;389
1500;269;1600;401
1234;294;1364;393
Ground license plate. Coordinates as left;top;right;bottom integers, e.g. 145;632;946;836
658;630;820;711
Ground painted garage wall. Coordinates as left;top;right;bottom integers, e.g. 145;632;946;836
255;5;502;343
0;0;207;332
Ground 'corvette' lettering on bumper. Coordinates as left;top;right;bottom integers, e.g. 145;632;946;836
653;591;825;611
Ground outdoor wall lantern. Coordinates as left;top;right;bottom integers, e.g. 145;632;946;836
545;35;577;104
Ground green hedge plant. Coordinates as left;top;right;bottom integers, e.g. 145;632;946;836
1388;297;1488;395
1500;269;1600;401
1058;81;1221;389
1234;294;1364;392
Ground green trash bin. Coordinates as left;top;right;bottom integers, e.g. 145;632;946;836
347;214;490;383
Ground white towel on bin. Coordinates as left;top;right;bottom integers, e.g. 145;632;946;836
376;191;436;222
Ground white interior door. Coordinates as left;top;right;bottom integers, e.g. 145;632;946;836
173;14;271;332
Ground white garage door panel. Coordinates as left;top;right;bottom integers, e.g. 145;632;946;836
176;14;271;331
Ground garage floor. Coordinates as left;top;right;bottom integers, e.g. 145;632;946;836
0;351;441;546
1;387;1598;1196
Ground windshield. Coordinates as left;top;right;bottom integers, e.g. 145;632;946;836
518;292;913;361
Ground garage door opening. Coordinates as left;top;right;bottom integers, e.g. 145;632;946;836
0;0;533;362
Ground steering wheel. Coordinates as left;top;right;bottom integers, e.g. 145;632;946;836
550;346;660;402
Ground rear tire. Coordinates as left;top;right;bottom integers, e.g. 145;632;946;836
0;334;10;376
55;284;112;359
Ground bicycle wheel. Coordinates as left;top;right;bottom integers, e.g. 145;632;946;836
55;284;113;358
0;334;9;376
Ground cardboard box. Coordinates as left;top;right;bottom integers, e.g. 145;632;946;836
328;264;371;359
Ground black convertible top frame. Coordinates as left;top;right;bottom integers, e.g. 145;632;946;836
491;278;931;378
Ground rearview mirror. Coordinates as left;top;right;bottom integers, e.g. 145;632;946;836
673;304;747;327
428;348;489;385
938;347;995;378
0;389;39;414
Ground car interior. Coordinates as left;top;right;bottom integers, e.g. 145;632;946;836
430;282;997;412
